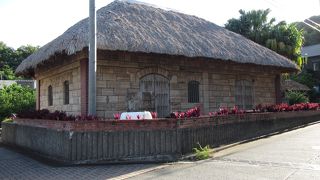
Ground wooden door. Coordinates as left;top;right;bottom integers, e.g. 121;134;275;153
140;74;170;117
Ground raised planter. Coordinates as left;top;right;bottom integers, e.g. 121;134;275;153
2;110;320;164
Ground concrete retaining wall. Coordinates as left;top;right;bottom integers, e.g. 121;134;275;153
2;111;320;164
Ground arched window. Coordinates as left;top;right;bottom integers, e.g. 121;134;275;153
63;81;69;105
188;81;200;103
235;80;253;109
48;85;53;106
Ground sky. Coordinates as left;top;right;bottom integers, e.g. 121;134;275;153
0;0;319;49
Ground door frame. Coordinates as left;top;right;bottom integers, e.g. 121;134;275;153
139;73;171;117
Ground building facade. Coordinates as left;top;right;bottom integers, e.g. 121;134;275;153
35;50;281;118
17;1;297;118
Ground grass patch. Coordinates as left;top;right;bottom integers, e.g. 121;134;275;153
193;143;212;160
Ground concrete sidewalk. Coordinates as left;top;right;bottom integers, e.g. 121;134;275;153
129;123;320;180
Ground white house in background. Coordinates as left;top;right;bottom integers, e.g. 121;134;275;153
302;44;320;71
302;44;320;92
0;80;36;89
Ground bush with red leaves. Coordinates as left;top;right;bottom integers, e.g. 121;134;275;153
256;103;320;112
17;109;99;121
170;107;201;119
209;106;245;117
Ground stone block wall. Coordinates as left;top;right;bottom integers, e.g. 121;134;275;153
36;59;81;115
34;50;281;118
96;51;280;118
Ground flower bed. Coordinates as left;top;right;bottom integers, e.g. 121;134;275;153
3;109;320;164
9;103;320;132
15;103;320;123
12;110;320;132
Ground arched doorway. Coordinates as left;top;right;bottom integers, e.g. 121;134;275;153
139;74;170;117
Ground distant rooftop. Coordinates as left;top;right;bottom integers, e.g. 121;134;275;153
302;44;320;57
0;80;36;89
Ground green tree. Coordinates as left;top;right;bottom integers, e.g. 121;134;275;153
266;22;305;66
0;41;39;79
0;41;15;67
225;9;275;45
225;9;304;67
0;65;16;80
0;84;35;121
12;45;39;70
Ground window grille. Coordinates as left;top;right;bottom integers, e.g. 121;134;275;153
188;81;200;103
63;81;69;105
48;85;53;106
313;63;319;71
235;80;253;109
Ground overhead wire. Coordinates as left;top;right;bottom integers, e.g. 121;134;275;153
262;0;320;33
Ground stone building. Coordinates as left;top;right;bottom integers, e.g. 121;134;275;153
16;1;297;118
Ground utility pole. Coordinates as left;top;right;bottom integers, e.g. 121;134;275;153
88;0;97;115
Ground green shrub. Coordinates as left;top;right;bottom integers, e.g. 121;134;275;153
0;84;35;122
285;91;309;105
193;143;211;160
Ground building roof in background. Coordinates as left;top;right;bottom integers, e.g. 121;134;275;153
282;79;310;91
302;44;320;57
0;80;16;89
16;0;298;75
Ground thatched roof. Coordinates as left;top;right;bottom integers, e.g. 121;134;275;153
16;0;298;75
282;79;310;91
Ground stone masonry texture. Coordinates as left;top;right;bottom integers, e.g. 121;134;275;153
35;50;281;118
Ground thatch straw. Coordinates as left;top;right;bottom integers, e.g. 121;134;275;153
16;0;298;75
282;79;310;91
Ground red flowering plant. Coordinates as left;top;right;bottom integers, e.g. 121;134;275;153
151;112;158;119
170;106;201;119
209;106;245;117
17;109;100;121
306;103;319;110
257;103;320;112
113;113;121;120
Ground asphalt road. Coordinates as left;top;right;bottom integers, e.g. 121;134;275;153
129;122;320;180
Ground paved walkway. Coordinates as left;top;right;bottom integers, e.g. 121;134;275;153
130;123;320;180
0;146;165;180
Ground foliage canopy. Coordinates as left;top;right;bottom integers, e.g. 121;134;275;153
0;41;39;79
0;84;35;121
225;9;305;67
